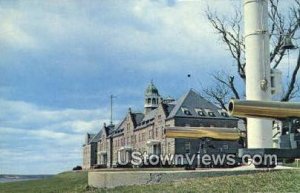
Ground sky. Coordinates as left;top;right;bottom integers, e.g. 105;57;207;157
0;0;298;175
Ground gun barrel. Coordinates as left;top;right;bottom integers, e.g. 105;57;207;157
165;127;242;141
228;100;300;119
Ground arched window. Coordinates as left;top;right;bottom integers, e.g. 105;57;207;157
152;98;156;104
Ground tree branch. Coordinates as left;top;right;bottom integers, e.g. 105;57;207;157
281;49;300;101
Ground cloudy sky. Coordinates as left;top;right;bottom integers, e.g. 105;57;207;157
0;0;297;174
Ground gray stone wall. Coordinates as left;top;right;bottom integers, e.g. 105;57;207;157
82;143;97;170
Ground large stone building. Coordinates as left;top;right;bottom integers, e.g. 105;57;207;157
82;82;239;169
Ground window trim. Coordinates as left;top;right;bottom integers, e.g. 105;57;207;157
195;108;206;116
181;107;192;116
207;111;216;117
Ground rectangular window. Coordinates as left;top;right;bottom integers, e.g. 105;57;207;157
195;108;205;116
127;123;129;131
181;107;192;115
208;112;216;117
218;109;229;117
205;109;216;117
185;142;191;154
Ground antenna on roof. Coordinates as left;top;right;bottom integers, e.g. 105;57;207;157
110;95;116;125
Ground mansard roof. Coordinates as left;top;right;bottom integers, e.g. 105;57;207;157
167;89;237;120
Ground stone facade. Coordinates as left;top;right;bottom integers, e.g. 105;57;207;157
82;134;98;170
82;82;240;169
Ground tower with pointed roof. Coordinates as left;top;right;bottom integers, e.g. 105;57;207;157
144;81;161;114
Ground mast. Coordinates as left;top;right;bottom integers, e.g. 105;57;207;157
244;0;273;148
110;95;115;125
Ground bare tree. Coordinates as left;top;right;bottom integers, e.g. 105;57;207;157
204;0;300;110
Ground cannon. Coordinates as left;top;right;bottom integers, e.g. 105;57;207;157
165;127;243;141
228;99;300;167
228;100;300;119
165;127;245;168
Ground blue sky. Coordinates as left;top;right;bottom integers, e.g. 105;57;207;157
0;0;297;174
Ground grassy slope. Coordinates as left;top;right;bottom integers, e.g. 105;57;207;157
94;170;300;193
0;170;299;193
0;171;88;193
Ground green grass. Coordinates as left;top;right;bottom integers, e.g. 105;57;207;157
91;170;300;193
1;170;299;193
0;171;88;193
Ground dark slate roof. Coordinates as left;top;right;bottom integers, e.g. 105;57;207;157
167;89;237;120
134;109;157;130
86;133;95;144
105;124;115;136
164;103;176;116
90;129;102;143
131;112;144;127
112;117;126;136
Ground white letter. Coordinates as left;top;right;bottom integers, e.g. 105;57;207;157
202;154;211;166
131;151;142;166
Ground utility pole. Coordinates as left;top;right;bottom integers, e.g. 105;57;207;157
110;95;115;125
244;0;273;148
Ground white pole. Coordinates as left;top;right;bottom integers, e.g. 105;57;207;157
244;0;273;148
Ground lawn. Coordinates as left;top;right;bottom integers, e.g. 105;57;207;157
0;171;88;193
0;170;299;193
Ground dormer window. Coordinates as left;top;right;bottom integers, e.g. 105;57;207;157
205;109;216;117
218;109;229;117
208;112;216;117
195;108;205;116
221;112;229;117
181;107;192;115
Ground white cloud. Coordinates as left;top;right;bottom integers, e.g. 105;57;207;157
0;0;239;72
0;98;110;174
0;8;38;49
0;98;110;130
